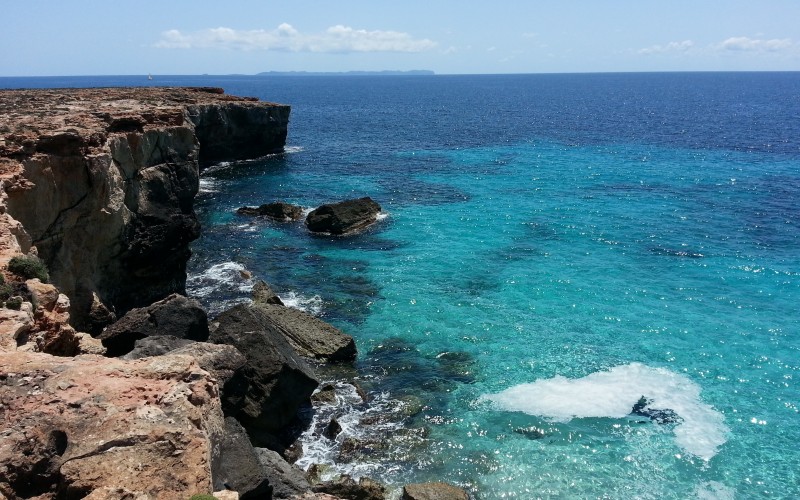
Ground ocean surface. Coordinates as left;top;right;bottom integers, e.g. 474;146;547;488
3;73;799;498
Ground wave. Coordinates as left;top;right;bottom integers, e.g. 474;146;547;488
294;382;411;480
198;177;221;194
186;261;255;315
279;291;324;316
482;363;728;460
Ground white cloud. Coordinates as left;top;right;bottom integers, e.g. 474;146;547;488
638;40;694;55
718;36;792;52
154;24;437;53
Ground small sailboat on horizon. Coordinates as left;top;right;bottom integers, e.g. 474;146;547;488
147;73;153;81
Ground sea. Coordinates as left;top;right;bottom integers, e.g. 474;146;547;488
2;72;799;498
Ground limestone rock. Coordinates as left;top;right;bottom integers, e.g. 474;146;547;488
305;197;382;235
237;202;304;221
254;447;311;499
212;417;272;499
402;482;470;500
25;278;58;311
121;334;194;358
123;336;246;385
311;384;338;405
312;475;386;500
210;304;318;443
252;280;285;306
0;306;34;352
97;293;208;356
0;351;225;499
86;291;117;336
252;302;357;363
0;87;289;329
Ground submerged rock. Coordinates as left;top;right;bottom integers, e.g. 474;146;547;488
237;201;304;221
402;482;470;500
305;197;382;235
96;293;209;357
631;396;683;424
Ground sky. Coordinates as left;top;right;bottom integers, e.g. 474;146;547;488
2;0;799;76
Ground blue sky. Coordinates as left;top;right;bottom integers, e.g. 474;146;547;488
3;0;799;76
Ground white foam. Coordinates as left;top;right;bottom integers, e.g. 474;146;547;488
198;177;220;193
376;211;389;221
482;363;728;460
284;145;304;154
294;384;406;480
280;291;324;315
186;261;254;298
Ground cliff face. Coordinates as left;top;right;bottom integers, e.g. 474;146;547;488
0;87;289;331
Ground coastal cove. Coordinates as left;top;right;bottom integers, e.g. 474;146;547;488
1;73;799;499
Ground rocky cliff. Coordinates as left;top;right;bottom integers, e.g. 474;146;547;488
0;87;289;331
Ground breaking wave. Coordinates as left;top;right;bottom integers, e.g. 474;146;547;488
482;363;728;460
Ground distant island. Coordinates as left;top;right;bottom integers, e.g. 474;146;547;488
257;70;434;76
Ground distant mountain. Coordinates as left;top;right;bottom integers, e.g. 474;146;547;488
256;70;435;76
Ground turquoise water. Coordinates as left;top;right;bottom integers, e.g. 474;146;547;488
192;137;798;498
8;74;795;497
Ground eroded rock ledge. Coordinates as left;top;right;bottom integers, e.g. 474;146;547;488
0;87;289;330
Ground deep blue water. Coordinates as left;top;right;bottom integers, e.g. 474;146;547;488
4;73;799;498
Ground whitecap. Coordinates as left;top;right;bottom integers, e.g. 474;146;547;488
482;363;728;460
198;177;220;194
279;291;324;315
187;261;253;296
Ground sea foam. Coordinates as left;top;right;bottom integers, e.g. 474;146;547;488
483;363;728;460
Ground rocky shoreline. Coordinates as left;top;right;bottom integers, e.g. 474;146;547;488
0;88;467;499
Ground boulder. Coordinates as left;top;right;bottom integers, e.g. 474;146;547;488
323;417;342;440
209;304;318;442
123;336;246;385
252;280;285;306
0;351;224;499
96;293;208;356
237;202;304;221
311;384;338;405
305;197;382;235
252;302;357;363
254;447;311;499
402;482;470;500
212;417;272;500
312;475;386;500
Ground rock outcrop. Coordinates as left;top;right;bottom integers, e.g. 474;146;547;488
0;87;290;330
0;351;225;499
123;336;246;386
251;284;356;362
237;201;304;221
402;482;470;500
97;293;209;356
255;447;312;499
305;197;382;235
209;304;319;445
212;417;272;499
